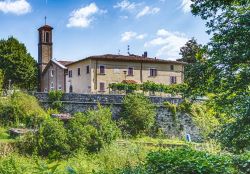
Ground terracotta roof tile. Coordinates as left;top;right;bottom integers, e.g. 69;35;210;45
66;54;186;66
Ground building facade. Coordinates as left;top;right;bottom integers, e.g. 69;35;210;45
37;24;185;94
65;55;185;94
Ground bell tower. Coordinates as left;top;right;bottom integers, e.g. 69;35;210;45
38;21;53;73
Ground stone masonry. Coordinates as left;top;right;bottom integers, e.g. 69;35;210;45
35;93;202;141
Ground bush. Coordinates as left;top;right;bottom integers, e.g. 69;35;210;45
48;90;64;111
67;104;120;153
232;152;250;174
140;148;234;174
0;91;47;127
120;93;156;137
19;118;69;159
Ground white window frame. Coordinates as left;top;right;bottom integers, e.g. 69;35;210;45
51;70;54;77
50;82;54;90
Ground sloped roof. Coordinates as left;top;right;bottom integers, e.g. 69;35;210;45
66;54;186;66
57;61;74;66
38;25;53;31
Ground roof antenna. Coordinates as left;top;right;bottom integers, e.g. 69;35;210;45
44;16;47;25
127;45;130;55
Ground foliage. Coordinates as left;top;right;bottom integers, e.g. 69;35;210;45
120;93;156;136
0;37;38;90
232;152;250;174
67;104;121;153
144;148;235;174
215;115;250;153
163;102;177;124
109;81;188;96
0;91;47;127
190;0;250;152
19;118;70;159
48;90;64;111
0;69;3;93
179;37;202;64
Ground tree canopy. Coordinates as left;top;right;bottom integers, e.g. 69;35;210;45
190;0;250;151
0;37;38;90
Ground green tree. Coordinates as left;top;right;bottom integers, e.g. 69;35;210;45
178;38;209;97
20;118;70;159
120;93;156;136
67;104;121;152
0;37;38;90
0;69;3;93
190;0;250;152
179;38;202;64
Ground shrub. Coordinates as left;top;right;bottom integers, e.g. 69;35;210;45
67;104;121;153
19;118;69;159
215;115;250;153
48;90;64;111
120;93;156;136
0;91;47;127
144;148;236;174
232;152;250;174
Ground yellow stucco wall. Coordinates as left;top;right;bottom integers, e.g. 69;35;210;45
66;59;184;94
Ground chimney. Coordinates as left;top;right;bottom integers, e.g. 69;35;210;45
143;51;148;58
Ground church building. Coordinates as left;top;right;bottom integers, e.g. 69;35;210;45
38;24;185;93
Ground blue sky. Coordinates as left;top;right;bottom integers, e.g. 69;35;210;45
0;0;210;61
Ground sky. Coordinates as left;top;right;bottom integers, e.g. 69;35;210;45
0;0;210;61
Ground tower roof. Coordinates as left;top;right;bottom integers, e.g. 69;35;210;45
38;25;53;31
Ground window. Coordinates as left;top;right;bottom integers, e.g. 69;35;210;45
50;82;54;90
100;65;105;74
114;68;120;74
69;85;73;93
170;65;174;71
99;82;105;92
45;32;50;43
86;65;90;74
128;67;134;76
78;68;81;76
150;68;157;77
69;70;72;78
170;76;177;84
51;70;54;77
44;88;47;92
58;84;62;90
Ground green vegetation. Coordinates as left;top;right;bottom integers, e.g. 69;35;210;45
109;81;188;96
66;104;121;153
0;37;38;90
48;90;64;111
0;69;3;93
0;91;47;127
120;93;156;137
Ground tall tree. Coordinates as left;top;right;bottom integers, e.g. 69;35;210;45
0;37;38;90
190;0;250;152
179;38;202;64
178;38;207;97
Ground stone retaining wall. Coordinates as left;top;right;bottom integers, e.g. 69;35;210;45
35;93;202;141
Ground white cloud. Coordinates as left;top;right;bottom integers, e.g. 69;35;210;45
180;0;192;13
136;34;147;40
145;29;189;60
121;31;147;42
67;3;106;28
113;0;139;11
136;6;160;18
120;15;129;19
0;0;31;15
